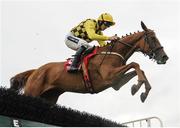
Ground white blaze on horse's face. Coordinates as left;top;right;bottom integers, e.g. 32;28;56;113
141;21;169;64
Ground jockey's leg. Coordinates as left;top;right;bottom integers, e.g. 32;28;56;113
65;32;92;72
65;32;80;51
69;45;87;72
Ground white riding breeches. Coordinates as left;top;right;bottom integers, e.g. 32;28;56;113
65;32;92;51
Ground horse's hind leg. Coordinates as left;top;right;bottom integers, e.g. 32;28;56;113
40;88;64;105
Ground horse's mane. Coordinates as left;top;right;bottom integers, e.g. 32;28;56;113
101;30;144;47
119;30;144;42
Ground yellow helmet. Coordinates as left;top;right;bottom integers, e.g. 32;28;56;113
98;13;115;25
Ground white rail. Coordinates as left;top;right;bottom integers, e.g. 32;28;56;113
121;116;163;127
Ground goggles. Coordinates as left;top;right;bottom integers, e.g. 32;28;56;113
103;21;114;27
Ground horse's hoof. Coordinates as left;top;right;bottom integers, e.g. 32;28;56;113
131;85;138;95
140;93;147;103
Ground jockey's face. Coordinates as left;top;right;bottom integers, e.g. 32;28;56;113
100;24;109;30
98;21;112;31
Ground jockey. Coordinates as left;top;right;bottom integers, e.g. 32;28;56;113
65;13;118;72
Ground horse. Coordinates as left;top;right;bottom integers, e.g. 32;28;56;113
10;21;168;104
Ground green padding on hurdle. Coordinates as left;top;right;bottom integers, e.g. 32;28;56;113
0;115;56;127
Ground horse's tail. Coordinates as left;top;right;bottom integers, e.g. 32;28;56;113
10;69;35;92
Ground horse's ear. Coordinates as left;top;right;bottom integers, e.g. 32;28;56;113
141;21;148;31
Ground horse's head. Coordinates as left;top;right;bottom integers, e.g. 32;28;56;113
138;21;169;64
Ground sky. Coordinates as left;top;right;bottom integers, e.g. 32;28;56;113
1;0;180;127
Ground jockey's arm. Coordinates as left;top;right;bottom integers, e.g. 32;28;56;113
97;31;107;46
85;20;109;41
98;41;107;47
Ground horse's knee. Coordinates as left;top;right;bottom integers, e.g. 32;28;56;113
140;70;145;74
147;86;151;91
112;85;120;91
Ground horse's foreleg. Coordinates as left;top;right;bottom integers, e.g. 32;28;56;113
112;62;146;84
130;69;149;97
112;71;137;90
140;71;151;102
111;62;147;101
132;70;151;102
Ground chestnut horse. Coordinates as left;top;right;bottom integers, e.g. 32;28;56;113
10;22;168;104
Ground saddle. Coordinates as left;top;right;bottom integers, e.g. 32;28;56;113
64;46;98;93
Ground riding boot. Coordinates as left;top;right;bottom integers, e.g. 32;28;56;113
68;45;87;73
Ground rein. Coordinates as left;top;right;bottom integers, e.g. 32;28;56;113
98;31;163;66
119;33;145;61
117;40;133;48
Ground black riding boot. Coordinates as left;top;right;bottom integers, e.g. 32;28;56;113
68;45;87;73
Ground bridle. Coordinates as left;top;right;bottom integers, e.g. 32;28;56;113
143;32;164;59
99;31;164;66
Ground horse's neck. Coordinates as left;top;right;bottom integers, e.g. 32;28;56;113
116;31;145;60
96;31;144;64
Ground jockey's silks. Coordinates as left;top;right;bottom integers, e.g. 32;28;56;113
71;19;109;47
